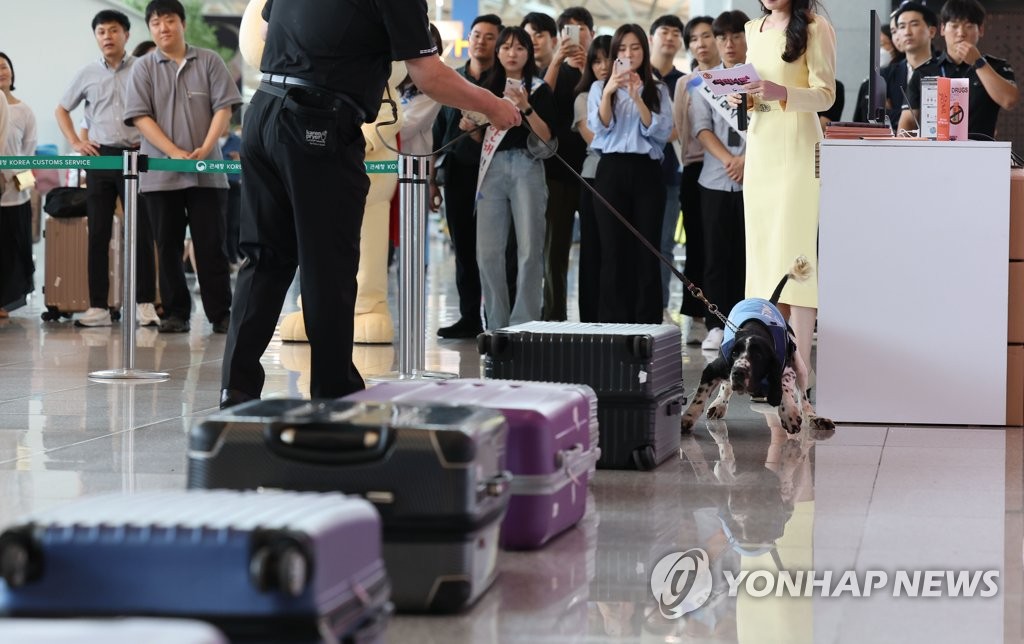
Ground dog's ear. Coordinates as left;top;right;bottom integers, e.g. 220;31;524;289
765;354;783;407
701;356;732;383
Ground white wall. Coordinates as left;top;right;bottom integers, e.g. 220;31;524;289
3;0;145;151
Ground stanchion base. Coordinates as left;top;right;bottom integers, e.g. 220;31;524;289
367;370;458;384
88;369;170;383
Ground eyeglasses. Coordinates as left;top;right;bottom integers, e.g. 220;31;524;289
714;33;745;44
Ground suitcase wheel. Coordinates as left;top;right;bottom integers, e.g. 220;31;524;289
249;538;309;597
477;332;508;356
631;445;657;471
40;307;62;322
110;309;122;322
0;529;42;588
630;335;653;360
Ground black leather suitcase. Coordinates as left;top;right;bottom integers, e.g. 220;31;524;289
187;399;512;613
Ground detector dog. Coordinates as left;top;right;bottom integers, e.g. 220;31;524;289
680;257;835;434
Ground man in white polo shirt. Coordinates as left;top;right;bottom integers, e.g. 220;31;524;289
56;9;160;328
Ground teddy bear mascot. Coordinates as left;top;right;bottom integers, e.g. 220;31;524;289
239;0;400;347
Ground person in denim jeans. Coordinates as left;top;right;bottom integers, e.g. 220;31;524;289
474;27;556;330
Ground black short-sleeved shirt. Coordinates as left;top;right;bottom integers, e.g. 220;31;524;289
544;62;586;180
905;52;1016;139
653;66;684;183
261;0;437;120
496;81;557;152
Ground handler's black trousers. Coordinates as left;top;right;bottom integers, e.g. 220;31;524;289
222;86;368;399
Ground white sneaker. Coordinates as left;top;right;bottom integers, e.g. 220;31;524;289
137;303;161;327
702;327;725;352
683;315;707;345
75;307;111;327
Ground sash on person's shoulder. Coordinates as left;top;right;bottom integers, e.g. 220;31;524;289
476;76;546;203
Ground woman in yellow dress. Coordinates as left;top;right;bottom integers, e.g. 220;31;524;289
735;0;836;379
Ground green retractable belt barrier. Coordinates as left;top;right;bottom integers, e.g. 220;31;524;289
0;156;398;174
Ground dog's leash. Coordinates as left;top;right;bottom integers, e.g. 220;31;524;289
515;117;738;333
373;92;738;333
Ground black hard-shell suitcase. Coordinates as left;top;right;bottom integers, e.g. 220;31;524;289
187;398;512;613
597;386;685;469
478;322;683;400
0;490;391;644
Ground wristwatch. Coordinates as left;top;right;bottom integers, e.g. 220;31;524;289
521;106;535;117
973;56;988;71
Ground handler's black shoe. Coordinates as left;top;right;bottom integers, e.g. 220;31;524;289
220;388;258;410
437;319;483;339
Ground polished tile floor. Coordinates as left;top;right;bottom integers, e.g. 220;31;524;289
0;227;1020;644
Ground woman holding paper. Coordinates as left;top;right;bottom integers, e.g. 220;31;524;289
0;52;37;319
732;0;836;383
475;26;556;330
587;24;673;324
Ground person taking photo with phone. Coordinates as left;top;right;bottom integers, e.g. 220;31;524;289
475;26;556;330
587;24;672;324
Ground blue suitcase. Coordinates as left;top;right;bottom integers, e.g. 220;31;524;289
0;490;391;643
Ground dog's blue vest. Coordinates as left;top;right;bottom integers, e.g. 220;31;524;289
720;298;790;371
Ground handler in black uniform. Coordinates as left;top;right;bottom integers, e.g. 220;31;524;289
221;0;520;406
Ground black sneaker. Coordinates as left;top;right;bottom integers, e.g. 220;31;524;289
159;317;190;333
212;316;230;334
437;318;483;339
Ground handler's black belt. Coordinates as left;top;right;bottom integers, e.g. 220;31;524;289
259;73;367;122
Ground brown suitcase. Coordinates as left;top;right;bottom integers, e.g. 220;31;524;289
41;214;122;321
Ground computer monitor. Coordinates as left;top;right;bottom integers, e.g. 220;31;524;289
867;9;888;125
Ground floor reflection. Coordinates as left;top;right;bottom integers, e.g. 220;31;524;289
0;226;1019;643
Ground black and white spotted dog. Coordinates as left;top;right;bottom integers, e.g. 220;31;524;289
680;257;835;435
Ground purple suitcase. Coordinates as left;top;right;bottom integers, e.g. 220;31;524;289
344;379;601;550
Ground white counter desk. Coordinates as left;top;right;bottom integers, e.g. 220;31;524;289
816;139;1011;425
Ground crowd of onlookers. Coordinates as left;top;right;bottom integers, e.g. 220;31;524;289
1;0;1014;363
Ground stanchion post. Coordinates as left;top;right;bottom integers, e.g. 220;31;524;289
370;154;455;383
89;151;168;382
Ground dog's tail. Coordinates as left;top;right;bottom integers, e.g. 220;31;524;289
769;256;813;305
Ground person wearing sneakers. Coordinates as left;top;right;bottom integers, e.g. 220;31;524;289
672;16;721;345
56;9;160;328
689;10;750;352
124;0;240;334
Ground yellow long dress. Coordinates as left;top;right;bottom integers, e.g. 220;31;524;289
742;14;836;308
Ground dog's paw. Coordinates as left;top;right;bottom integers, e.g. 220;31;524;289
707;401;728;420
808;415;836;440
780;410;803;434
680;414;697;434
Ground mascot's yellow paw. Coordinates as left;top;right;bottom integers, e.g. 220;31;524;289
353;301;394;345
279;310;308;343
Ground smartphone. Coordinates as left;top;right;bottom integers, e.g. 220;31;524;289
562;24;581;46
505;77;524;92
614;58;630;77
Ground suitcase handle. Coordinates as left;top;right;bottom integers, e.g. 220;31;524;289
479;470;513;498
264;422;390;464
